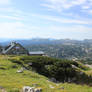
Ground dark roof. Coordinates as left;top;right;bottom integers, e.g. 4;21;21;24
29;51;44;55
2;42;28;54
2;42;16;54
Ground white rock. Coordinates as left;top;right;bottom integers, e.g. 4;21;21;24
17;68;24;73
71;65;77;69
22;86;35;92
17;70;23;73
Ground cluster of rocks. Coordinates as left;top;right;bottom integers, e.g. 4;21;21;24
22;86;42;92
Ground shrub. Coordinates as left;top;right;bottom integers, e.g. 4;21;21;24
19;56;86;82
10;56;90;83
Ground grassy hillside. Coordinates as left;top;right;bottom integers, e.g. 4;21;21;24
0;55;92;92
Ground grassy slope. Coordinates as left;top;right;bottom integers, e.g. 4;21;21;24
0;55;92;92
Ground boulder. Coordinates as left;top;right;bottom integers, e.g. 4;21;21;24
71;65;78;69
17;68;24;73
34;88;42;92
17;70;23;73
22;86;42;92
22;86;35;92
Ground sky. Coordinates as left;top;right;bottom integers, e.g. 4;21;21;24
0;0;92;40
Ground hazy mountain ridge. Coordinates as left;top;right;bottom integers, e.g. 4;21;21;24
0;38;92;62
0;38;92;45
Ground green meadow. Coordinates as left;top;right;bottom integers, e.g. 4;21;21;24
0;55;92;92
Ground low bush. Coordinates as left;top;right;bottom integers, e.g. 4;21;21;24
10;56;92;84
19;56;89;82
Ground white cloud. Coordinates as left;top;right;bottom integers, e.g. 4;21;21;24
0;22;40;39
0;7;12;12
42;0;87;12
82;6;90;9
46;25;92;40
88;10;92;14
0;0;11;5
0;0;92;40
0;22;25;38
0;21;92;40
42;0;92;17
81;8;92;15
71;0;86;5
0;15;23;20
32;14;92;25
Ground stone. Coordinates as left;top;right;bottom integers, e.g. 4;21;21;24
71;65;77;69
17;70;23;73
22;86;35;92
34;88;42;92
17;68;24;73
22;86;42;92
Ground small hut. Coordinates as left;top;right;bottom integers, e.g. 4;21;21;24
2;42;28;55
